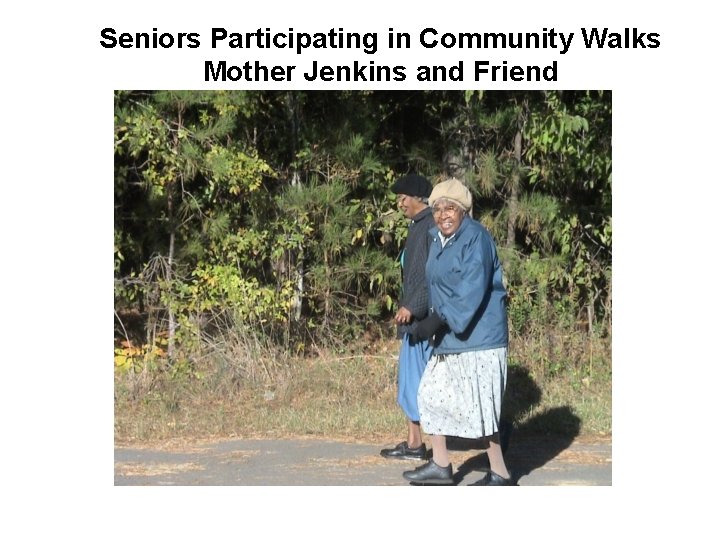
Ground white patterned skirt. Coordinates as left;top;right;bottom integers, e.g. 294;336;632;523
418;347;507;439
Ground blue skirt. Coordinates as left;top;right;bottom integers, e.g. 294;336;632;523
397;334;432;422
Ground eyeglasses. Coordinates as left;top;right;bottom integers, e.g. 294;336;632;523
432;204;461;216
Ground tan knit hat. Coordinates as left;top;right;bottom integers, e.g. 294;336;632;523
428;179;472;211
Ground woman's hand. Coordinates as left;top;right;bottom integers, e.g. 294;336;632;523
394;306;413;325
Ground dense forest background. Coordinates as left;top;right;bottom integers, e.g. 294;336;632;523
114;90;611;437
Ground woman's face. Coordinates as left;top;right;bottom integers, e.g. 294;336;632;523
432;199;465;237
397;194;424;219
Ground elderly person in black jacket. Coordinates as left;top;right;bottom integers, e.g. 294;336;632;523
380;174;435;461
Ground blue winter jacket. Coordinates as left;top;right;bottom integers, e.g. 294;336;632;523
426;216;508;353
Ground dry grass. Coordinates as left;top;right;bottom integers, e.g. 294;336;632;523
115;461;205;477
115;329;611;445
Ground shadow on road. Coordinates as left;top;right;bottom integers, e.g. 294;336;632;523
444;364;582;484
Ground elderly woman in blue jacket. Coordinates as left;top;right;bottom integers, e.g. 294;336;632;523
402;178;513;486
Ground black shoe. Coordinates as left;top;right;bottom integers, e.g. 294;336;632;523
469;470;516;486
402;460;454;485
380;441;427;461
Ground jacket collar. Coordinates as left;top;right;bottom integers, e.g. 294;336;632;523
412;206;433;224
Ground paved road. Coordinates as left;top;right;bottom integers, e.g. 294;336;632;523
115;434;611;486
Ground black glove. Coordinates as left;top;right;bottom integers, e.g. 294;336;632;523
412;312;445;341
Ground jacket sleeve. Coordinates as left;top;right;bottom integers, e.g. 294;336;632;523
434;232;496;335
400;226;431;321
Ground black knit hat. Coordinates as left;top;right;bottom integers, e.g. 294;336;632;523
390;174;432;198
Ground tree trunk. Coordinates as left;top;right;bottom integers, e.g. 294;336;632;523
287;93;304;323
166;106;183;360
291;169;304;322
506;129;522;251
507;101;528;257
606;278;612;339
166;188;176;359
